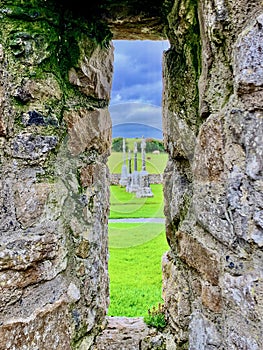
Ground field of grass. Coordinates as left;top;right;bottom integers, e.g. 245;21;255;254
109;222;165;248
108;228;169;317
110;184;164;219
108;180;168;317
108;151;168;174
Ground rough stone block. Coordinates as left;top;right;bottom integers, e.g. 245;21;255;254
0;235;58;271
93;316;157;349
193;114;224;182
162;251;193;336
69;44;113;101
224;312;262;350
64;108;112;156
177;231;220;285
0;300;71;350
189;312;221;350
234;14;263;94
0;115;5;136
201;283;222;312
14;182;50;228
223;272;262;321
80;164;95;188
163;159;192;244
12;134;57;161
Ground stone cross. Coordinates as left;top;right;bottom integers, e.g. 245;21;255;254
128;149;132;174
141;136;146;172
119;138;128;186
122;138;126;163
134;142;138;172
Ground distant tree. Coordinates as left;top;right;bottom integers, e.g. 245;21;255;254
112;137;165;153
145;138;165;153
112;137;128;152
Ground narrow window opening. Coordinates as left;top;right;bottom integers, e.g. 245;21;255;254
107;39;170;318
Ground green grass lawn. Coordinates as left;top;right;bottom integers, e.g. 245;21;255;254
108;228;169;317
108;182;168;317
110;184;164;219
109;222;165;248
108;151;168;174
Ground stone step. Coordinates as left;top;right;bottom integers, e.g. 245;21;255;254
92;316;166;350
93;316;149;349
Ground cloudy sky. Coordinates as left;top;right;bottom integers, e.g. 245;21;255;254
109;40;170;136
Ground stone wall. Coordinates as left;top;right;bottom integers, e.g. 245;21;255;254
0;0;262;349
110;173;163;185
0;2;113;348
162;0;263;349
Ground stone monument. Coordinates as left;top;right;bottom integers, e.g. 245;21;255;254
136;137;153;198
125;149;132;191
119;138;128;187
127;141;140;193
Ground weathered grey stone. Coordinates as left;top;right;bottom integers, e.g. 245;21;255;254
12;134;58;160
0;299;72;350
222;271;262;320
92;316;169;350
93;316;150;349
0;274;68;322
141;333;167;349
189;312;221;350
177;231;220;286
64;108;112;156
234;14;263;94
14;181;50;228
0;3;113;348
67;283;81;302
15;74;62;103
193;181;235;246
201;283;222;313
69;44;114;101
162;251;192;340
193;113;225;181
163;159;192;248
162;110;197;162
162;1;263;349
136;172;154;198
0;235;57;271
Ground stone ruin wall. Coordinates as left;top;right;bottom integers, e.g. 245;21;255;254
0;0;262;349
162;0;263;349
110;173;163;185
0;2;113;348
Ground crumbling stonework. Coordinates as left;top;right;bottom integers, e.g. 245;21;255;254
162;0;263;349
0;0;262;349
92;316;177;350
0;1;113;348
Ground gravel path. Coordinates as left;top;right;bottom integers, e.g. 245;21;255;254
108;218;165;223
